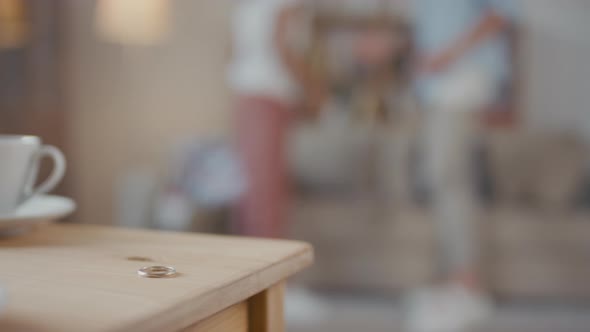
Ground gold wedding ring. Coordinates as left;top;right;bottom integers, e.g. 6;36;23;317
137;265;177;278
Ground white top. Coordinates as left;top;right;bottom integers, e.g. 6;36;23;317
228;0;305;103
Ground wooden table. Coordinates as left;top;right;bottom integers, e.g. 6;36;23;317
0;224;313;332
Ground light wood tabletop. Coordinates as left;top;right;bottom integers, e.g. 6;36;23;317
0;224;313;332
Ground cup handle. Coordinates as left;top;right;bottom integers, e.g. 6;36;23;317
25;145;66;200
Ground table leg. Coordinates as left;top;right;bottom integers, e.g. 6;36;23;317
248;282;285;332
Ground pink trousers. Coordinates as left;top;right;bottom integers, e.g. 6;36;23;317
234;96;291;237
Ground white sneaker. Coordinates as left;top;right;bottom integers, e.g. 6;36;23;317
404;283;493;332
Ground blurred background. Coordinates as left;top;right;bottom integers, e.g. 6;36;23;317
2;0;590;331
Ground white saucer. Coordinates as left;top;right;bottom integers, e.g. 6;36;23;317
0;195;76;232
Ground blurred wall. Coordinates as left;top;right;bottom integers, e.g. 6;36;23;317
62;0;233;224
522;0;590;139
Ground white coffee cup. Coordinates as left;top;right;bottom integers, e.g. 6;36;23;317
0;135;66;215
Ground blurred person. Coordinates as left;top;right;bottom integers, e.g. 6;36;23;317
228;0;322;237
406;1;518;331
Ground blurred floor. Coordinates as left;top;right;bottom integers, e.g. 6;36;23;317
286;288;590;332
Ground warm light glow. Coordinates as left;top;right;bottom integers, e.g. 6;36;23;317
0;0;28;48
94;0;170;46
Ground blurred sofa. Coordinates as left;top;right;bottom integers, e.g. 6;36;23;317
289;124;590;299
291;199;590;299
